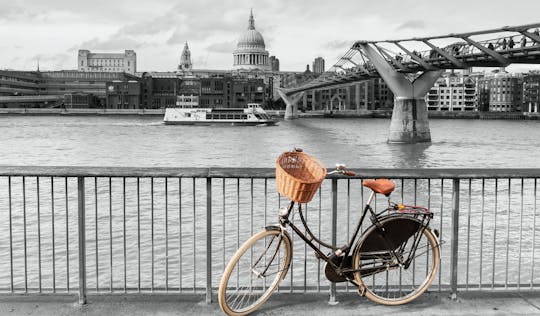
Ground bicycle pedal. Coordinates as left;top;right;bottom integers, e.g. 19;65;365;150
357;286;366;297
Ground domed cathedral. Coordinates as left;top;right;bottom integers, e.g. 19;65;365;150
233;10;271;71
179;42;193;71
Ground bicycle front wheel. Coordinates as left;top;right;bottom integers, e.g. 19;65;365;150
352;216;440;305
218;227;292;316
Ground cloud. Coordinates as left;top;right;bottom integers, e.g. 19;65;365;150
29;53;71;70
207;41;236;53
75;36;147;51
323;40;352;50
396;20;425;31
117;11;181;37
0;5;40;21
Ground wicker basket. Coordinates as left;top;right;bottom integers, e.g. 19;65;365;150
276;151;327;203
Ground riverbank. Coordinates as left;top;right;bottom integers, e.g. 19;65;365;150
0;108;165;116
1;108;539;120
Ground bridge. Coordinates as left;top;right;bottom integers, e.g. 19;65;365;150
280;22;540;143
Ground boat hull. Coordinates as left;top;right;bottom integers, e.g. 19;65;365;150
163;119;277;126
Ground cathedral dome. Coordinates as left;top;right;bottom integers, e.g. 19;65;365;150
233;10;271;71
236;10;266;50
237;29;266;50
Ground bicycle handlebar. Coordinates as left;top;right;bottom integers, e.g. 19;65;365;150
327;166;356;177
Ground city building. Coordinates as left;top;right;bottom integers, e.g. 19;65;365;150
300;78;393;111
105;80;141;109
475;76;491;112
0;70;136;108
178;42;193;71
522;72;540;113
78;49;137;74
232;10;271;71
426;71;477;111
488;71;523;112
313;57;325;74
137;72;265;109
269;56;280;71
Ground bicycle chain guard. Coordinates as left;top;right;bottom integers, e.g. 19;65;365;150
323;255;353;282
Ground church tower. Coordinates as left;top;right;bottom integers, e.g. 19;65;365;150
179;42;193;71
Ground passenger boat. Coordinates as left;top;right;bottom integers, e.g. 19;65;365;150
163;103;278;126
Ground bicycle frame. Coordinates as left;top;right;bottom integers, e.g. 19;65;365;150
277;191;433;285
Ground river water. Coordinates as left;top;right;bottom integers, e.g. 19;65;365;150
0;116;539;168
0;115;539;293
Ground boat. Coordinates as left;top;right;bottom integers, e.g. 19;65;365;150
163;103;278;126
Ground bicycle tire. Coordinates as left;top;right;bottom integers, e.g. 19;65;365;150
352;215;440;305
218;227;292;316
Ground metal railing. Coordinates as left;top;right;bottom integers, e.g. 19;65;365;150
0;167;539;305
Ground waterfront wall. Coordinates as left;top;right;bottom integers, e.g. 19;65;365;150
1;108;539;120
0;167;539;304
0;108;165;116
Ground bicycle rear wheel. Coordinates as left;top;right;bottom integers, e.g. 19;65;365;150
218;227;292;316
352;216;440;305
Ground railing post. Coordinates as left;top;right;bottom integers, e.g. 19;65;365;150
329;179;338;305
77;176;87;305
450;178;460;300
206;177;212;304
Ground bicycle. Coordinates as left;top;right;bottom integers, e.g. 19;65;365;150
218;149;441;315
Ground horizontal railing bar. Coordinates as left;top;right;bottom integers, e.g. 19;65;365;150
0;166;540;178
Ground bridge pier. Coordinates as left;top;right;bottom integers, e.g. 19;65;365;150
277;90;304;120
358;43;442;143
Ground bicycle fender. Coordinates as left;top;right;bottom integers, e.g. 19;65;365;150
265;225;282;232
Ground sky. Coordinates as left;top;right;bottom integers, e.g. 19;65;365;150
3;0;540;73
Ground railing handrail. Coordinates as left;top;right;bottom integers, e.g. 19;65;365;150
0;165;539;179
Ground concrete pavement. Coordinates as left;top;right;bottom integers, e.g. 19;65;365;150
1;292;540;316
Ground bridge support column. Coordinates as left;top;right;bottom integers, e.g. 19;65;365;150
364;81;369;110
355;83;361;112
358;43;443;143
345;86;351;110
277;90;304;120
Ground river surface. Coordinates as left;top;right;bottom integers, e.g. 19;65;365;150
0;116;539;168
0;115;539;293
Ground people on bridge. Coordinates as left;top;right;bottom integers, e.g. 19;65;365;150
501;38;507;50
487;42;495;50
508;37;515;49
520;36;527;48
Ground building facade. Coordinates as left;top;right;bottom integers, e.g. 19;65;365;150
269;56;279;71
0;70;136;108
523;73;540;113
313;57;325;74
488;72;523;112
78;50;137;74
426;71;477;111
232;10;271;71
105;80;141;109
